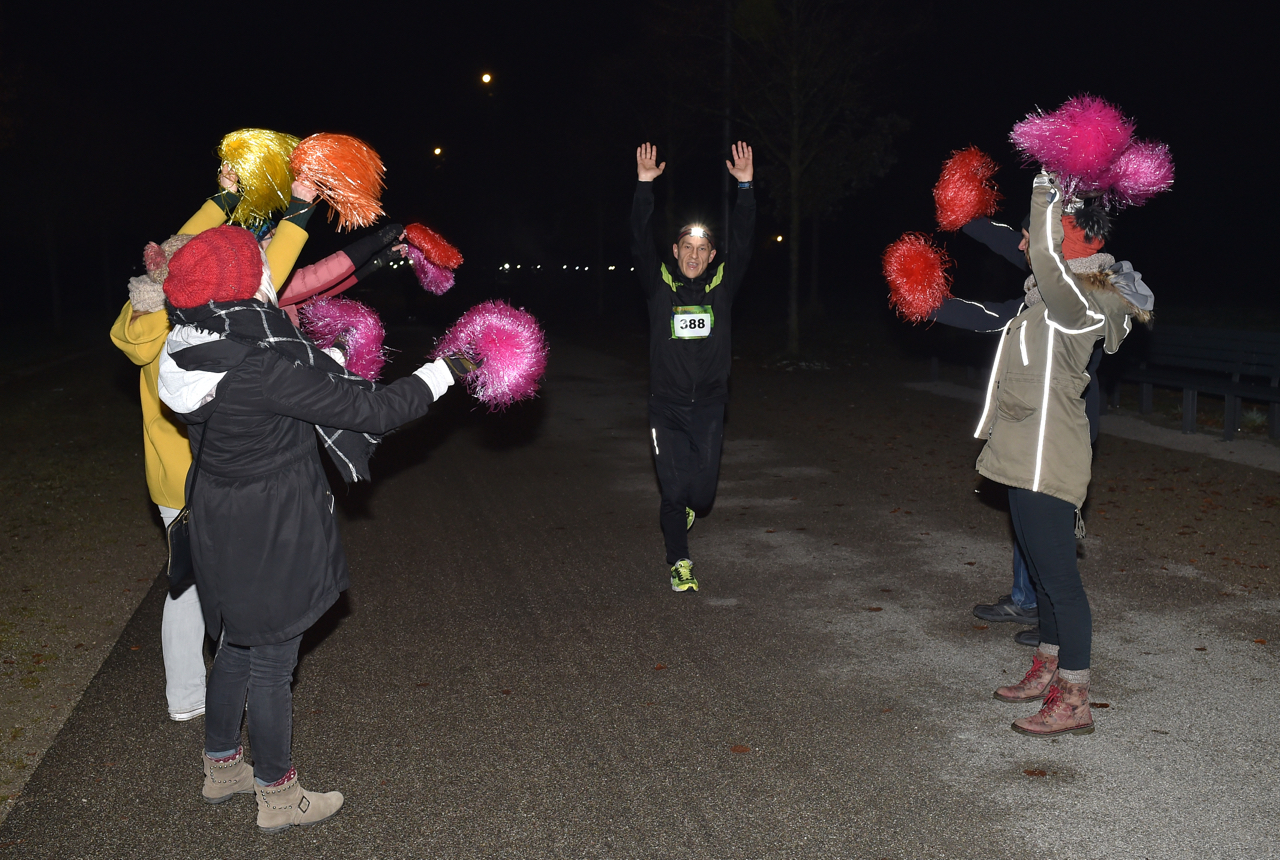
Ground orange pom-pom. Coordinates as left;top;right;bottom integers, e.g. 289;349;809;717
290;133;386;231
883;232;953;322
934;146;1002;231
404;223;463;270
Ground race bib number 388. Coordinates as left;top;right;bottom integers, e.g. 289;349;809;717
671;305;714;339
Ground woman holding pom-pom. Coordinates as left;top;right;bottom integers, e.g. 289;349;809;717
156;226;465;831
974;173;1153;736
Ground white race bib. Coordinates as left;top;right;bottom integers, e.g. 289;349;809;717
671;305;713;339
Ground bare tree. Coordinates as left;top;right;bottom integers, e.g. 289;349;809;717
733;0;904;353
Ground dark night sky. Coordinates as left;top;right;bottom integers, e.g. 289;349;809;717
0;3;1271;342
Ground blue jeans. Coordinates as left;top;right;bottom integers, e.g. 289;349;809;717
205;633;303;784
1011;541;1037;611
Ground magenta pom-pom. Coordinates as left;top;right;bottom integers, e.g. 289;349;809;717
432;300;548;409
300;296;388;381
405;244;456;295
1011;95;1135;193
1102;140;1175;208
882;232;953;323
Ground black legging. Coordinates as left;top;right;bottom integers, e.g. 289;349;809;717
649;399;725;564
1008;487;1092;670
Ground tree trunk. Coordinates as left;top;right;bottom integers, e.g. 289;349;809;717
806;211;822;314
721;0;732;243
785;4;802;356
43;207;62;331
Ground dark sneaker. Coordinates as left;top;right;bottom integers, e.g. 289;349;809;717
972;594;1038;623
1014;627;1040;647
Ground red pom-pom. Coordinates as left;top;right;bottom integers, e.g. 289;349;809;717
404;223;463;270
934;146;1002;231
883;233;952;323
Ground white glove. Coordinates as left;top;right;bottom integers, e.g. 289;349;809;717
413;358;455;400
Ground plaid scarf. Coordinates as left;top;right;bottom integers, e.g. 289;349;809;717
167;299;382;483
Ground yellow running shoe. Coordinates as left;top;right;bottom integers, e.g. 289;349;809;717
670;559;698;592
686;507;695;530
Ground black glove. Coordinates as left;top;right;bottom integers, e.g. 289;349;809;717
441;354;481;380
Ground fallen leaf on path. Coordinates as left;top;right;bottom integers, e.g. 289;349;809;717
880;589;893;593
866;607;883;612
1023;769;1047;777
1255;639;1268;645
965;561;976;566
731;745;750;754
972;625;989;630
765;529;776;533
1090;702;1110;709
654;664;666;670
1194;647;1207;652
881;708;892;713
501;689;512;695
129;645;140;651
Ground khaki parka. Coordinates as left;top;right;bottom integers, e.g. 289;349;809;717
974;176;1137;509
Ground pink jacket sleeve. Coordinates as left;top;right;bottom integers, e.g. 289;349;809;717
278;251;357;308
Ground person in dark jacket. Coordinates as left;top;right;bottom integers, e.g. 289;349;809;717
931;207;1114;645
156;225;460;832
630;141;755;592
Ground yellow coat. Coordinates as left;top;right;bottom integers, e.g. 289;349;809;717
110;201;308;508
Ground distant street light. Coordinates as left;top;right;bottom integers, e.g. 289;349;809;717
433;147;442;155
481;73;492;84
775;235;784;242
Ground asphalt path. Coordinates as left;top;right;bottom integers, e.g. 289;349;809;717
3;333;1277;859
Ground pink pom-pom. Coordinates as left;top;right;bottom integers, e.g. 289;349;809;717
432;300;548;410
883;233;953;323
1102;139;1175;208
405;244;456;295
934;145;1002;231
1011;95;1135;192
300;296;387;381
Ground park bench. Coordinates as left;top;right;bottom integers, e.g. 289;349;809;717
1111;325;1280;441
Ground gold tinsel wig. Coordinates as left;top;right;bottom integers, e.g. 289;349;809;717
216;128;301;230
290;133;386;231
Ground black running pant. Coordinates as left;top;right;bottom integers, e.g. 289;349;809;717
1008;487;1092;670
649;399;725;565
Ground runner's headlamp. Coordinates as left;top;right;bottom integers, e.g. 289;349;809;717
676;224;715;248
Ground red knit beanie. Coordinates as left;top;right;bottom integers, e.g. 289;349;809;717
163;225;265;308
1060;215;1105;260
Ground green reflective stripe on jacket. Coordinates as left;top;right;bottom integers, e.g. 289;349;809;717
661;262;724;292
704;264;725;293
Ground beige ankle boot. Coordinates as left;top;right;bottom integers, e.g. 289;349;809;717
994;649;1059;702
202;747;255;804
1011;678;1094;736
255;768;344;833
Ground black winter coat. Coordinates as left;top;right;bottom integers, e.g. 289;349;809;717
171;339;436;646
